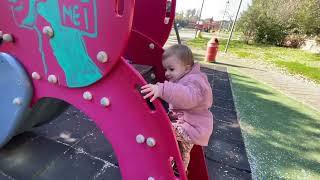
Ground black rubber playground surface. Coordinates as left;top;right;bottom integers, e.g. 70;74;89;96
0;65;252;180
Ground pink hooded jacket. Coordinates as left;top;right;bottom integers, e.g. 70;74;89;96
157;63;213;146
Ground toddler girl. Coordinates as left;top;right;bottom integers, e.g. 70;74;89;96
141;44;213;173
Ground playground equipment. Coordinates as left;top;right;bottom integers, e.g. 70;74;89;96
0;0;210;179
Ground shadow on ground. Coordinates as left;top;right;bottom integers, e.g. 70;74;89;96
230;72;320;179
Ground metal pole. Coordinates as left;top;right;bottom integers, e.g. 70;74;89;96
224;0;243;53
219;0;230;33
173;20;181;44
227;13;233;32
194;0;205;38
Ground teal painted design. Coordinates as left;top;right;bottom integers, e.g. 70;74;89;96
10;1;48;75
9;0;102;87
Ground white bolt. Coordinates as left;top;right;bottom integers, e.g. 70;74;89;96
146;137;156;147
32;72;41;80
100;97;110;107
150;73;156;80
48;74;58;84
43;26;54;38
97;51;108;63
83;91;93;101
3;34;13;42
164;18;170;24
148;177;155;180
12;97;22;105
136;134;145;144
149;43;155;49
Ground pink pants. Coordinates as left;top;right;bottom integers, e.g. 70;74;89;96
172;123;194;171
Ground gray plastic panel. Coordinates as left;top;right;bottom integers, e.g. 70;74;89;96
0;53;33;147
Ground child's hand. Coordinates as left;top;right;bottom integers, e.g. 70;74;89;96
141;84;161;102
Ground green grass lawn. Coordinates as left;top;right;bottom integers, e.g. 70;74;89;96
186;37;320;83
229;68;320;179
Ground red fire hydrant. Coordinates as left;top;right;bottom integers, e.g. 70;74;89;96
205;37;219;63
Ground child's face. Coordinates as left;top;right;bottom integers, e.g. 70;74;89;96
162;55;190;82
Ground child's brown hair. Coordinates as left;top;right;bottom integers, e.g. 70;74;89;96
163;44;194;66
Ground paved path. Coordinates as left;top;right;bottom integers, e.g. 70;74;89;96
216;54;320;112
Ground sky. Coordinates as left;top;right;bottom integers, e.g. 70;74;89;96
176;0;252;21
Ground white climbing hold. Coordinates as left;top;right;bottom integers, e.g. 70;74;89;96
48;74;58;84
100;97;110;107
43;26;54;38
149;43;155;49
83;91;93;101
148;177;155;180
3;34;13;42
164;17;170;24
97;51;108;63
146;137;156;147
12;97;22;105
136;134;145;144
32;72;41;80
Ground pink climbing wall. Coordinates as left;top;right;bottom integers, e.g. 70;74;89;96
0;0;209;179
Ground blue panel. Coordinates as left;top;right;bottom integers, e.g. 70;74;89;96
0;53;33;148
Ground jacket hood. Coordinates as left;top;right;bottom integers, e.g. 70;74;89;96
188;63;201;75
